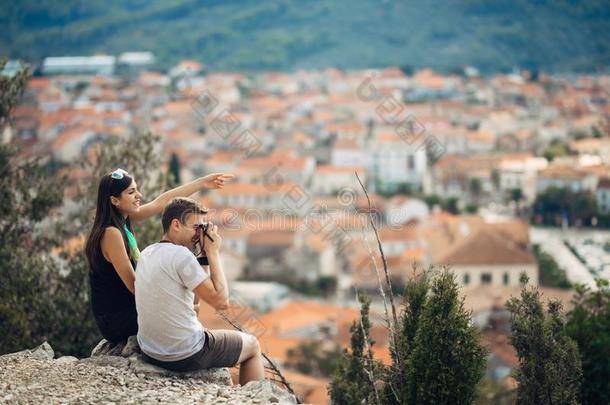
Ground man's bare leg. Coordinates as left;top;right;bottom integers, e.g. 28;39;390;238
236;332;265;385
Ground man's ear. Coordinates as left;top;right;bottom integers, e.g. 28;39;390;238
171;218;181;231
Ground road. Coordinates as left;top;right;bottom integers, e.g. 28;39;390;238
530;227;598;290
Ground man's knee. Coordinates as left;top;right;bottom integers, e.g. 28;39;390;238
241;332;261;357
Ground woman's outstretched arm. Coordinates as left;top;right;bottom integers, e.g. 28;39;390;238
130;173;233;223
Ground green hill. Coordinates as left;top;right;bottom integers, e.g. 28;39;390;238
2;0;610;73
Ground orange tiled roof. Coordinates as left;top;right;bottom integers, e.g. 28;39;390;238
333;138;360;149
216;182;294;196
258;335;303;363
324;121;364;134
315;165;365;174
259;301;360;337
378;226;419;241
466;130;495;142
437;227;535;266
538;164;590;180
461;285;574;314
247;230;295;247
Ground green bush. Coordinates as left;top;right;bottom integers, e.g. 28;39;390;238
565;280;610;405
506;275;582;404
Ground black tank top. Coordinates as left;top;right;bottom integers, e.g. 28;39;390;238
89;249;136;318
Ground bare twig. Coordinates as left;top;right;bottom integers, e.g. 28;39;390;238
217;311;301;404
355;173;399;332
356;172;403;403
361;232;398;356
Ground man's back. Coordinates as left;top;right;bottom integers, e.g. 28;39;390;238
135;242;209;362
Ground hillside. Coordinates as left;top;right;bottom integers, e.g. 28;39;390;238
2;0;610;73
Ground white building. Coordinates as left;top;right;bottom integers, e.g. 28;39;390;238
499;156;548;202
311;165;366;195
437;227;538;288
536;165;598;194
118;52;155;67
331;138;364;167
43;56;116;75
367;132;427;192
230;281;290;313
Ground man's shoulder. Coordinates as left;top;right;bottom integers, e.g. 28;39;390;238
141;243;194;263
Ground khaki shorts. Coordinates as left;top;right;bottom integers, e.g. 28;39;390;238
142;329;243;372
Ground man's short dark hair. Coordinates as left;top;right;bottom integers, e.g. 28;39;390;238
162;197;208;233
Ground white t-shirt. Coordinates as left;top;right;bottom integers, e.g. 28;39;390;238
135;242;209;361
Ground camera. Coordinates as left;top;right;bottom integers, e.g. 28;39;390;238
196;222;214;242
195;222;214;266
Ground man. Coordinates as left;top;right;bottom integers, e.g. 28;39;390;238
135;197;264;384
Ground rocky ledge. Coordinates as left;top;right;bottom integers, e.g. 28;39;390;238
0;340;298;404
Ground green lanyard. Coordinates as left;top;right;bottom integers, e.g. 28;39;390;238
122;223;140;263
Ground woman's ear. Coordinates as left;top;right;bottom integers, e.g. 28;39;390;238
110;196;119;207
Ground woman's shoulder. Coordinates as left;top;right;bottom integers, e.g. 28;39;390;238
101;226;123;243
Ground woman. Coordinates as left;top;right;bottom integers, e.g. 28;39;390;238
85;168;232;343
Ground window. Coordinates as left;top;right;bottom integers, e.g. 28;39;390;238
407;155;415;170
463;273;470;285
503;272;509;285
481;273;492;284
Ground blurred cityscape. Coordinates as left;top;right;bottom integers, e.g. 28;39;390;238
3;53;610;403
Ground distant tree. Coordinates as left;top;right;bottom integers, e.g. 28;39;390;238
509;188;524;215
168;152;181;185
423;194;441;209
399;65;414;76
469;178;482;201
330;293;384;404
466;203;479;214
491;169;501;190
286;341;343;377
442;197;460;214
533;245;572;289
0;59;29;133
565;279;610;405
542;140;570;161
506;274;582;405
533;187;597;227
0;61;65;354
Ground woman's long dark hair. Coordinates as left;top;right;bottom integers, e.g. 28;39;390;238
85;172;135;272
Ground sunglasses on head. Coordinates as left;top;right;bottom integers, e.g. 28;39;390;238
110;168;129;180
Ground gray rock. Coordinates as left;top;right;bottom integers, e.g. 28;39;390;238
91;339;111;356
180;367;232;386
120;336;141;357
127;355;172;376
126;355;232;385
30;342;54;360
79;355;129;369
244;380;297;404
91;339;126;357
55;356;79;365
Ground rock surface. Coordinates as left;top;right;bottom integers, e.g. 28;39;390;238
0;341;299;404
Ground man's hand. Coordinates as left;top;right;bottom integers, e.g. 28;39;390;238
203;224;222;255
200;173;234;189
